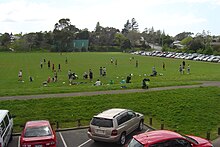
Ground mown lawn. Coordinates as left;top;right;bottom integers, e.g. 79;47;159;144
1;86;220;139
0;52;220;96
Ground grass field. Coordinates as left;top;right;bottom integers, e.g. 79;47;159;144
0;52;220;96
0;52;220;139
1;86;220;139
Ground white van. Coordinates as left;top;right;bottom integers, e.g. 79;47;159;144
0;110;13;147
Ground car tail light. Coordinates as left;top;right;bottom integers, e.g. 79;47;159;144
111;130;118;136
88;127;91;132
21;145;31;147
0;143;1;147
46;141;56;146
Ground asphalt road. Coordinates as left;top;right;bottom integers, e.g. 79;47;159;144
8;125;151;147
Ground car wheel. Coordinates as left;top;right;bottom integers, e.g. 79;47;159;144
119;132;126;145
138;120;144;131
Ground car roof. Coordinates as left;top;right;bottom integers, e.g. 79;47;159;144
25;120;50;128
133;130;183;145
94;108;127;119
0;110;9;122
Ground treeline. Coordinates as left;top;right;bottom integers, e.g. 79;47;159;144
0;18;220;54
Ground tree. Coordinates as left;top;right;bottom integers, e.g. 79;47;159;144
174;32;194;41
122;20;131;35
131;18;139;31
53;18;79;52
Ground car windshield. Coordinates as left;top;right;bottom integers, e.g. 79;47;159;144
91;117;113;127
128;138;144;147
24;125;52;137
182;135;199;145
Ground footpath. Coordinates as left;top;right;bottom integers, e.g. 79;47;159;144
0;81;220;101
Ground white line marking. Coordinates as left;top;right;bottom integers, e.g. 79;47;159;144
18;136;20;147
78;139;92;147
59;132;68;147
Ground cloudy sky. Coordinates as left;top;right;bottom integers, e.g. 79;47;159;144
0;0;220;36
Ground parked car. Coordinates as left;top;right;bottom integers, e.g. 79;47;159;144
20;120;56;147
88;108;144;145
0;110;13;147
127;130;213;147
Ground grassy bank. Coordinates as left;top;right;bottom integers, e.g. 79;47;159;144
1;86;220;139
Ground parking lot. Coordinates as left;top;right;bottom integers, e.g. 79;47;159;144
9;125;151;147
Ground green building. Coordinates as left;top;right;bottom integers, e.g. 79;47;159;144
73;40;89;52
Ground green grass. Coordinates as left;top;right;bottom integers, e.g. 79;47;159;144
1;87;220;139
0;52;220;96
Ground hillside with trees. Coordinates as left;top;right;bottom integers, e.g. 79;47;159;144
0;18;220;55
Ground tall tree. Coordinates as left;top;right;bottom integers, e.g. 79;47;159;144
131;18;139;31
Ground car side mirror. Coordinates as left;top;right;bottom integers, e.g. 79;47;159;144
136;114;140;117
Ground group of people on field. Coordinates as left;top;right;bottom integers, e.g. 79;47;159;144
18;54;192;90
179;61;190;74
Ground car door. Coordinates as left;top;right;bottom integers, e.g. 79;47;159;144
125;111;138;134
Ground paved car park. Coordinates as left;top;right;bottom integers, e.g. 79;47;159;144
8;125;151;147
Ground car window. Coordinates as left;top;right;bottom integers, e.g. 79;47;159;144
127;111;136;120
24;125;52;137
91;117;113;127
128;138;144;147
173;139;192;147
150;140;171;147
0;121;6;134
150;139;192;147
3;115;9;127
117;112;128;125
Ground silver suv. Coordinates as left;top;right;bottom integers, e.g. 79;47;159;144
87;108;144;145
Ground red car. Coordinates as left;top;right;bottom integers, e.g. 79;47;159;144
20;120;56;147
127;130;213;147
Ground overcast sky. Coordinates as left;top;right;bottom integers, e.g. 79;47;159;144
0;0;220;36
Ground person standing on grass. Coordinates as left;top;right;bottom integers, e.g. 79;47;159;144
58;64;61;72
115;59;117;66
136;60;138;68
18;70;22;81
99;67;103;76
103;67;106;76
187;64;190;74
48;60;50;69
163;62;166;70
40;61;43;69
52;64;55;72
65;57;68;64
182;60;186;69
179;64;183;74
89;69;93;81
54;70;57;82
